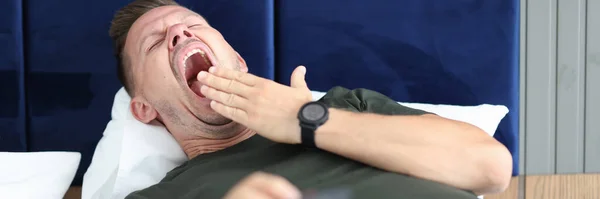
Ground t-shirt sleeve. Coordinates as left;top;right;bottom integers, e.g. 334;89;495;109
318;86;432;116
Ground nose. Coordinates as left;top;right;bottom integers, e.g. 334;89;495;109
167;23;195;51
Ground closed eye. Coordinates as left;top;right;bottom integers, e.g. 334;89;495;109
188;24;202;29
148;38;164;53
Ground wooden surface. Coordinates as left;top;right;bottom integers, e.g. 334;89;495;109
525;174;600;199
64;186;81;199
483;174;600;199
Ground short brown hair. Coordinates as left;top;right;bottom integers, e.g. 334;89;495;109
109;0;179;96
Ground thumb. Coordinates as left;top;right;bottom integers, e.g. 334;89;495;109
290;66;308;89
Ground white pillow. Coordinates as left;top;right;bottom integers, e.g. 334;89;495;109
0;152;81;199
310;91;507;137
83;88;508;199
82;90;187;199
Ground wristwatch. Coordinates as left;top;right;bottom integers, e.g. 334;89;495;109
297;101;329;147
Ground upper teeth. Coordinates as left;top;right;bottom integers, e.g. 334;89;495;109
184;49;207;68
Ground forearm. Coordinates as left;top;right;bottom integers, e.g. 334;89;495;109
314;108;512;195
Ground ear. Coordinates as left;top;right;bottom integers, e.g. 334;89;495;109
130;96;158;123
236;52;248;73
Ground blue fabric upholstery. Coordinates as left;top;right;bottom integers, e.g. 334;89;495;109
0;0;26;152
1;0;519;185
275;0;520;175
24;0;127;185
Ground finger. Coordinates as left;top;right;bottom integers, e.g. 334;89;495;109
290;66;308;90
210;100;249;125
244;172;302;199
209;66;259;86
223;183;272;199
200;85;250;109
197;71;253;98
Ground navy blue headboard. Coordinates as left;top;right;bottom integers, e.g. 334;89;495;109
23;1;124;186
276;0;520;175
0;0;519;186
0;0;26;152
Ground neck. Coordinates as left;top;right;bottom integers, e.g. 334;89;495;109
181;128;256;159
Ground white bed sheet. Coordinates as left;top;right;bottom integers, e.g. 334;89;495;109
0;152;81;199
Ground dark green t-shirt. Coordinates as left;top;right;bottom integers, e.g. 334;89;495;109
126;87;477;199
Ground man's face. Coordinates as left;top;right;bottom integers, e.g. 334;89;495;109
124;5;248;139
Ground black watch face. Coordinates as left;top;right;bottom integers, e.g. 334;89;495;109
302;103;325;121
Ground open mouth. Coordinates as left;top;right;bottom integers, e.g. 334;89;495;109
174;40;233;126
181;44;214;98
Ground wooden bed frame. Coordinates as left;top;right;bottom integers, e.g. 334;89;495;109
486;173;600;199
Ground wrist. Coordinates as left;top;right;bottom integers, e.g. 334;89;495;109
297;101;330;147
315;108;349;136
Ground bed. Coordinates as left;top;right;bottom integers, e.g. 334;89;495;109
0;0;519;198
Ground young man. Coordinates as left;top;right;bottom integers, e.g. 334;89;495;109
110;0;512;198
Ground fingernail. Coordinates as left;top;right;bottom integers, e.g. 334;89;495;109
209;67;216;73
299;66;306;74
198;71;207;79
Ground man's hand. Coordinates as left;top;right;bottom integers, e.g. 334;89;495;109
224;172;301;199
197;66;312;144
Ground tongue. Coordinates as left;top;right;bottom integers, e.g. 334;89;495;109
189;79;205;98
185;53;210;80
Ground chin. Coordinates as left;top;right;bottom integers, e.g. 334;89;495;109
181;98;232;126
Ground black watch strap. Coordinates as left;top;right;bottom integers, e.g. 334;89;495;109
301;124;317;147
298;101;329;148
